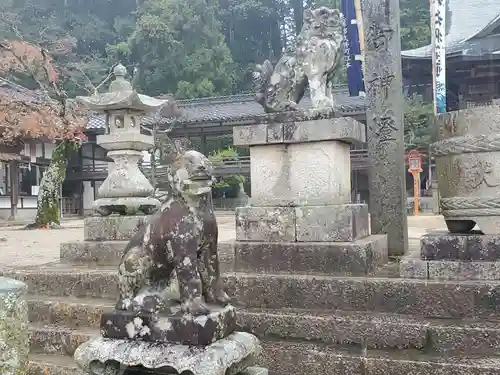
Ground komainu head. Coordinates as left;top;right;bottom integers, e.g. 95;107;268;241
301;6;344;40
170;150;214;197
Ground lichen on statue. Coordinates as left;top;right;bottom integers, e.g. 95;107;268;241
116;148;230;316
253;6;345;113
28;140;81;229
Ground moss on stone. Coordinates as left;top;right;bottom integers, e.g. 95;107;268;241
31;140;80;228
0;281;29;375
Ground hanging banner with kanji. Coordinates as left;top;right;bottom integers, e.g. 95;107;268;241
431;0;446;114
341;0;365;97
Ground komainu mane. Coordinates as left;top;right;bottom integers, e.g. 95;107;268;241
254;6;345;113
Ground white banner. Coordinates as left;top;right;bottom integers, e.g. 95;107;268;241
431;0;446;114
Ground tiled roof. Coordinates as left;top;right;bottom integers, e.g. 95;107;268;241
402;0;500;59
0;77;43;103
85;87;366;130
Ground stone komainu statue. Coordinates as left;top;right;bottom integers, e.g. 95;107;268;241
254;7;345;113
116;148;230;316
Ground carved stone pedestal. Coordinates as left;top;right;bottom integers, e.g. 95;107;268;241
74;332;262;375
233;112;389;276
101;304;237;346
433;106;500;234
401;231;500;280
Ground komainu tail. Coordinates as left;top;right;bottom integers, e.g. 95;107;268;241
253;60;274;105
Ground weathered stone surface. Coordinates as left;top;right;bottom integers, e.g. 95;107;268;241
9;265;500;319
101;304;237;346
236;206;296;242
235;204;371;243
28;297;112;329
84;215;148;241
249;140;352;206
362;0;408;256
259;340;500;375
27;355;269;375
401;258;500;280
238;367;268;375
233;116;365;146
295;204;369;242
224;273;500;319
234;235;387;275
74;332;261;375
253;7;344;113
0;267;119;299
399;259;428;279
433;107;500;234
239;309;426;349
60;240;128;265
428;322;500;356
29;324;91;356
428;260;500;280
28;297;500;357
0;277;29;375
60;240;235;270
421;231;500;261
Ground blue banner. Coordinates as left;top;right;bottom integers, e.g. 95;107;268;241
341;0;365;97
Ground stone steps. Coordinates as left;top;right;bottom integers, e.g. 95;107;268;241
25;325;500;375
226;272;500;319
27;353;84;375
3;265;500;318
27;295;500;357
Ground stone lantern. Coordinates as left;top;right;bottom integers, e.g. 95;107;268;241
77;64;166;216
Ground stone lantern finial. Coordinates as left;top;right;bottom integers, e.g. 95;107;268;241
110;64;132;93
113;63;127;77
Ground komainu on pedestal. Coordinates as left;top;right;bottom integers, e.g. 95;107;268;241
74;147;264;375
254;6;344;113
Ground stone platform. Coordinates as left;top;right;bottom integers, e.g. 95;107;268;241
401;231;500;280
234;237;387;276
101;304;237;346
74;332;261;375
236;204;369;242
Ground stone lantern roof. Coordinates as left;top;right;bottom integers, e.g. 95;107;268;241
76;64;168;112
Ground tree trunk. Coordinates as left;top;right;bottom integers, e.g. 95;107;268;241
29;140;79;228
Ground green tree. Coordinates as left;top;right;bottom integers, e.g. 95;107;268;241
404;94;434;150
400;0;431;50
114;0;236;98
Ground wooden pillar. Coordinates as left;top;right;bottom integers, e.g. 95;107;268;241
362;0;408;255
8;160;19;220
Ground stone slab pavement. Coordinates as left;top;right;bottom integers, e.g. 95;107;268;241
0;213;447;268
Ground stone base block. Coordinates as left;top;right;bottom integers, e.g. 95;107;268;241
84;215;149;241
0;277;29;374
74;331;261;375
234;235;387;276
101;304;237;346
236;204;369;242
60;239;236;271
421;231;500;261
60;240;128;265
400;259;500;280
93;196;160;216
233;114;365;146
